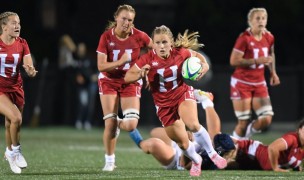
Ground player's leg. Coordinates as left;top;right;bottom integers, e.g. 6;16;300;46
120;96;140;131
6;107;27;170
248;97;273;137
231;98;252;139
194;90;220;140
150;127;172;146
230;79;253;139
100;94;119;171
120;84;141;132
129;128;179;169
164;120;202;176
179;100;227;169
0;93;22;174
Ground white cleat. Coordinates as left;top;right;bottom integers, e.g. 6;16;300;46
15;150;28;169
102;162;117;171
245;120;261;139
4;152;22;174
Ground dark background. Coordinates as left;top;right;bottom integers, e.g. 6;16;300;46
1;0;303;128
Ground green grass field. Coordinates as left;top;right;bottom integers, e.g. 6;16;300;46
0;126;303;180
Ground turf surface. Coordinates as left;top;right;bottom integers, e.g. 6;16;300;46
0;126;303;179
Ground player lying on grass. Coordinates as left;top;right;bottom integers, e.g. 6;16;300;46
220;119;304;172
130;90;304;172
129;89;230;170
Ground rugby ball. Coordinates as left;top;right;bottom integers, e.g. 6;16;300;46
182;57;202;81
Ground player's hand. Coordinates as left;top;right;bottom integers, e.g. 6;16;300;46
119;52;131;65
256;56;273;66
195;61;209;81
273;167;290;172
270;73;280;86
23;64;38;77
140;65;150;78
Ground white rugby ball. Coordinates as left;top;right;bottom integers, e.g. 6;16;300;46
182;57;202;81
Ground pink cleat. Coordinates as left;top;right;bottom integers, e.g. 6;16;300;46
189;156;202;176
211;153;227;169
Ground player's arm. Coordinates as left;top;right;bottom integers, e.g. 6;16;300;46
190;50;209;80
230;49;273;67
124;64;150;84
97;52;130;72
230;50;257;67
268;45;280;86
23;55;37;77
268;138;289;172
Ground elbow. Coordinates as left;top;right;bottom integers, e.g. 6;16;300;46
230;60;237;67
97;65;104;72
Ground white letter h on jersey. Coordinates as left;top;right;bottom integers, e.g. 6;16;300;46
0;54;19;77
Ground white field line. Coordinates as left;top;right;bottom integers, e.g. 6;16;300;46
68;145;141;152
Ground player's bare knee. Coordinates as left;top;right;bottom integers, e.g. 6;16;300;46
10;115;22;126
177;141;189;150
186;122;201;132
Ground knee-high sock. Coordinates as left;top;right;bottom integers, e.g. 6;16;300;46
193;125;217;157
183;141;201;164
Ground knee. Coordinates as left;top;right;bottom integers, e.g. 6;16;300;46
6;114;22;126
177;141;189;150
185;121;201;132
122;108;139;131
121;120;138;131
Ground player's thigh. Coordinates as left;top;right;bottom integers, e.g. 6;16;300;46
100;94;119;115
164;120;189;146
178;100;200;129
120;96;140;111
0;94;21;121
232;98;252;111
252;97;271;110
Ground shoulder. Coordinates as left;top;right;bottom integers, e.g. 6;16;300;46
132;27;147;35
174;47;191;58
263;30;274;41
237;29;251;41
264;30;274;37
101;29;113;38
281;132;300;148
16;37;28;44
282;132;298;142
132;28;149;38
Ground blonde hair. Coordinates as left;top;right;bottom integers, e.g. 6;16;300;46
151;25;203;50
0;11;18;34
247;8;268;27
106;4;136;30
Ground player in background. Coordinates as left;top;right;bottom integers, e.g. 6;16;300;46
96;4;152;171
0;11;37;174
125;25;227;176
220;119;304;172
229;8;280;140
